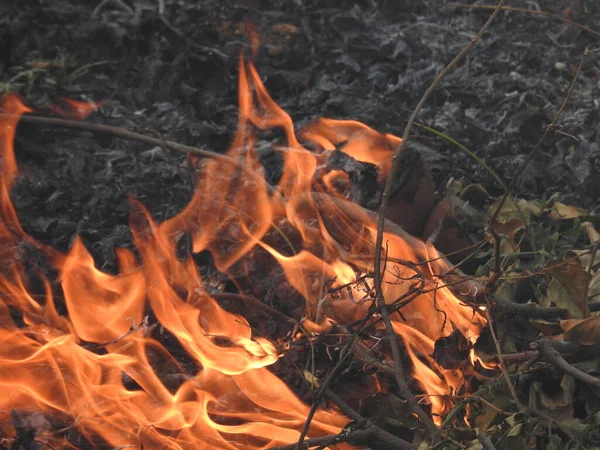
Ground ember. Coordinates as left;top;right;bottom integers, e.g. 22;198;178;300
0;52;487;449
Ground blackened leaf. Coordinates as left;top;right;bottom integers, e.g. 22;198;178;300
359;392;418;431
326;149;379;207
10;410;39;450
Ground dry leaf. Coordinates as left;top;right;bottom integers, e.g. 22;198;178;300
561;315;600;345
568;249;600;272
530;375;575;422
544;278;584;319
589;270;600;304
582;221;600;244
303;370;320;388
550;201;588;220
487;197;541;225
497;218;526;254
546;259;590;318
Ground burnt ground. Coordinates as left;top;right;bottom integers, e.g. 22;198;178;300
1;0;600;448
1;0;599;262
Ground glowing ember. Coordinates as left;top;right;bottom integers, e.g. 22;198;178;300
0;52;486;448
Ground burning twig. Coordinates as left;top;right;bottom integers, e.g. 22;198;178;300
213;292;296;324
294;304;378;447
379;289;438;437
371;0;507;438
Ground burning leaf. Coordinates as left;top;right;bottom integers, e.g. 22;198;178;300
433;329;470;370
561;315;600;346
48;98;104;120
325;149;379;207
10;410;39;450
0;45;489;446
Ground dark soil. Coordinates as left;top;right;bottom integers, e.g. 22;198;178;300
2;0;599;262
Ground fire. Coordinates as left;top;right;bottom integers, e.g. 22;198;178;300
0;51;486;448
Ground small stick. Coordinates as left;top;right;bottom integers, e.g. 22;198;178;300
476;428;497;450
504;340;600;363
488;294;568;320
380;301;438;436
372;0;506;438
2;113;278;198
270;427;410;450
537;338;600;391
448;4;600;38
485;305;526;412
324;389;415;450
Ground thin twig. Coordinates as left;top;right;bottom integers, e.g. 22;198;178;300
504;340;600;363
537;338;600;391
414;122;507;192
485;305;526;412
294;305;378;448
3;113;277;196
271;426;411;450
582;242;599;319
381;301;438;436
476;428;497;450
372;0;506;437
448;4;600;38
485;49;591;293
324;389;415;450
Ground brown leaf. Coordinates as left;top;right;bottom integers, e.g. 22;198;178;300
497;217;526;254
421;196;474;265
529;375;575;422
546;259;590;318
561;315;600;345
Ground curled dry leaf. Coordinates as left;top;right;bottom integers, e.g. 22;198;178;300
581;221;600;244
549;201;588;220
496;217;526;254
560;315;600;346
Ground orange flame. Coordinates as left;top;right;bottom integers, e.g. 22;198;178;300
49;98;105;120
0;51;486;448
